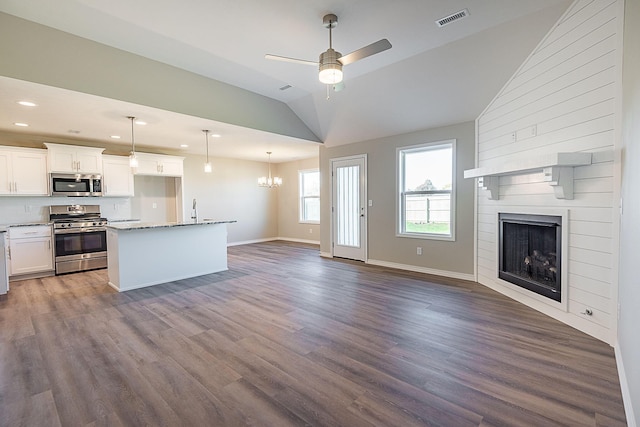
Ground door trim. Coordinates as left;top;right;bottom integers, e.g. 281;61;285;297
330;154;367;262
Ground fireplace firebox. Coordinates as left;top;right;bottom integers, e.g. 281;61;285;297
498;213;562;302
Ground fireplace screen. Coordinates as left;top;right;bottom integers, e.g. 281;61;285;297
499;213;562;302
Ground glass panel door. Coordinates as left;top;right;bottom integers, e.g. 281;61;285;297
332;156;366;261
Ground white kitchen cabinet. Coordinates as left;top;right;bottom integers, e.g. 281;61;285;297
8;225;54;278
0;146;49;196
44;142;105;174
102;155;134;196
134;153;184;177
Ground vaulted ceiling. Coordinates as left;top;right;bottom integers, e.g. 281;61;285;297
0;0;571;161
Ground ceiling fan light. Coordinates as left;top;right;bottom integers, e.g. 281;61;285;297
319;66;343;84
319;48;343;84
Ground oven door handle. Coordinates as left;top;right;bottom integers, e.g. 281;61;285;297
54;227;106;234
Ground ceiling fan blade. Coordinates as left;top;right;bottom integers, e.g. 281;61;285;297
338;39;392;66
265;54;318;66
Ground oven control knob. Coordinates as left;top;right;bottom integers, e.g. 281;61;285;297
60;224;66;228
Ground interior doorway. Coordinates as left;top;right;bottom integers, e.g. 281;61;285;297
331;155;367;261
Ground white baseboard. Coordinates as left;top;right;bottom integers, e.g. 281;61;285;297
276;237;320;245
228;237;321;247
366;259;476;282
227;237;277;247
615;342;638;427
320;251;332;258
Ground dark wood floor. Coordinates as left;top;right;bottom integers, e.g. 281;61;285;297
0;241;627;426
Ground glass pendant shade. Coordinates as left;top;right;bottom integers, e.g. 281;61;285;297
129;153;138;168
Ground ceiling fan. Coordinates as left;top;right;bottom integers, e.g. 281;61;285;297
265;13;392;87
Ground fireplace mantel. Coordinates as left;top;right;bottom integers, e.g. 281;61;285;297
464;152;592;200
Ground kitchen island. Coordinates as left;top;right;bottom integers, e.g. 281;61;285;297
106;220;236;292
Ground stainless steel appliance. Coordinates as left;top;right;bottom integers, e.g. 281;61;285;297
50;205;107;275
50;173;102;197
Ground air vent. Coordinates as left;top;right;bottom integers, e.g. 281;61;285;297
436;9;469;27
279;84;292;91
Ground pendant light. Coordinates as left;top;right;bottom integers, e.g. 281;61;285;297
203;129;212;173
258;151;282;188
127;116;138;168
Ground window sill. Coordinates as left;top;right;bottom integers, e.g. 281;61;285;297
397;232;455;242
299;221;320;225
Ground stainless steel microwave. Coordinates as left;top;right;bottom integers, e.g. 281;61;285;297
50;174;102;197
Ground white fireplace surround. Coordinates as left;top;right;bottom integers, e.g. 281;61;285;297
495;208;569;312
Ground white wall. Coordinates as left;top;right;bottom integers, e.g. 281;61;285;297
618;0;640;423
131;175;178;223
475;0;623;344
277;156;320;243
181;155;279;244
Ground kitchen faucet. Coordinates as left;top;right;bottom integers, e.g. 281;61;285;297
191;198;197;223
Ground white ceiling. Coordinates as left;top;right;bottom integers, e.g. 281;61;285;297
0;0;571;161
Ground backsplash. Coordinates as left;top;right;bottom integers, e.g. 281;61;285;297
0;196;132;224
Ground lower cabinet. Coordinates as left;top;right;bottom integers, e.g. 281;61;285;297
8;226;54;278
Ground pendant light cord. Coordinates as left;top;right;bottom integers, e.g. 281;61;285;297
128;116;136;154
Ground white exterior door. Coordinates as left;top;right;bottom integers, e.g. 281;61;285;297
331;155;367;261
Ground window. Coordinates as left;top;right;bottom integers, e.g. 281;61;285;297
398;140;455;240
299;169;320;223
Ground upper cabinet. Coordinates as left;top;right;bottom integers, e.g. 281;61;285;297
102;155;134;197
44;143;104;174
134;153;184;177
0;146;49;196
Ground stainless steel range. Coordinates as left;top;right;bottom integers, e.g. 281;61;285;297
50;205;108;275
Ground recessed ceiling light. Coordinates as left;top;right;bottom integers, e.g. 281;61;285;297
180;144;189;148
18;101;37;107
211;134;221;138
135;120;147;125
14;122;29;127
111;135;121;139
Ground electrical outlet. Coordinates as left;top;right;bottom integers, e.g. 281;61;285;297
417;247;422;255
152;202;157;209
309;228;313;234
368;200;373;207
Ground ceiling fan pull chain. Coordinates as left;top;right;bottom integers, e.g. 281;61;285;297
326;84;330;100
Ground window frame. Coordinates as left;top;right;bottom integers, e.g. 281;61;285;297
298;168;320;224
396;139;456;241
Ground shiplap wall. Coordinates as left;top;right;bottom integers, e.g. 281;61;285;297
475;0;621;344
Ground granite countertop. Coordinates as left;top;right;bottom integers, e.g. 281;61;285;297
0;222;52;229
105;220;236;231
107;219;141;223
